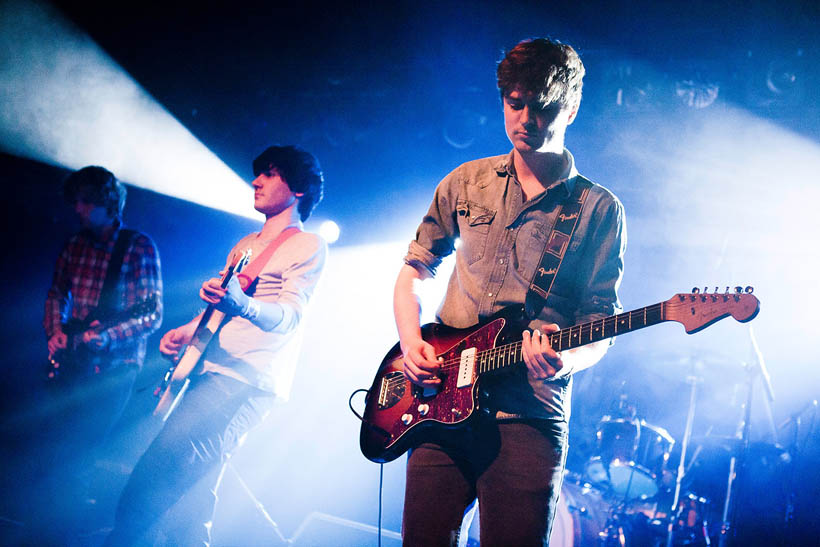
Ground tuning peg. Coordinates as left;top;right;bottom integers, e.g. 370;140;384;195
692;287;700;294
724;286;730;294
735;286;743;294
744;286;754;294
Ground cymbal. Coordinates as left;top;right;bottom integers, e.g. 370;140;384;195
689;436;789;459
636;352;746;383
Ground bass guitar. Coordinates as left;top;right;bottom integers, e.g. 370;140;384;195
360;287;760;463
153;250;251;420
46;293;160;382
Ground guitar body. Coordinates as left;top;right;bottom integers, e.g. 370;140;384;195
360;306;526;463
46;294;160;382
153;308;225;417
46;320;97;381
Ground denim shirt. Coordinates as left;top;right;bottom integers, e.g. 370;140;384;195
405;149;626;420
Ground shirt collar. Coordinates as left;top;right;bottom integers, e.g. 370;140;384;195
81;218;123;244
496;148;578;198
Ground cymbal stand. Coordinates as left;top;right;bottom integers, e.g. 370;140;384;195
716;326;775;547
665;374;700;547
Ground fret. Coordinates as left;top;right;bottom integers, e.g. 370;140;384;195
471;300;678;378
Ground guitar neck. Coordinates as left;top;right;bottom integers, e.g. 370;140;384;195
476;303;666;376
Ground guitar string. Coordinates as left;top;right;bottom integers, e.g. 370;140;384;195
381;302;669;387
382;296;750;390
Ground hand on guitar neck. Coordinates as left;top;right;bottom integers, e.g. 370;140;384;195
158;319;198;361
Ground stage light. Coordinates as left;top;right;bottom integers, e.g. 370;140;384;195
675;79;719;109
317;220;340;244
0;0;260;220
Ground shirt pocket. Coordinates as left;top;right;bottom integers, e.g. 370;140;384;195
456;199;496;265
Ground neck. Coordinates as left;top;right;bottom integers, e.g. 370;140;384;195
514;148;566;185
259;203;301;239
88;219;118;239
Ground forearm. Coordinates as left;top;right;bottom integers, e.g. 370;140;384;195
240;298;285;332
394;264;425;349
558;339;609;377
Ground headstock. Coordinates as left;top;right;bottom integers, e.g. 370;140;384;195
665;286;760;334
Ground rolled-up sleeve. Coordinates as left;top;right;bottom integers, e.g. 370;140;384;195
404;171;460;277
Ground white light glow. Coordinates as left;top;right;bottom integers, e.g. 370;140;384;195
318;220;340;244
0;0;260;220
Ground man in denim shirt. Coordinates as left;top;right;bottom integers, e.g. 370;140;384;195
395;38;626;545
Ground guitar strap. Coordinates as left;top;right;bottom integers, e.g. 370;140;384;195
96;228;137;320
524;176;592;319
236;226;301;292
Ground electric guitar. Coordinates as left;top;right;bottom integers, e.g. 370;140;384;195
359;288;760;463
46;293;160;382
153;250;251;420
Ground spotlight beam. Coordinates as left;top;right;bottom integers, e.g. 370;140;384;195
0;0;260;220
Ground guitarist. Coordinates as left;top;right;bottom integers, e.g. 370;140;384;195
41;165;163;536
105;145;327;546
394;38;627;546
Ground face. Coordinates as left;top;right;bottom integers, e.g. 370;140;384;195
74;199;112;230
503;88;577;155
252;169;302;217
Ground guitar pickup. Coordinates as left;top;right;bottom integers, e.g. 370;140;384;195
457;348;476;388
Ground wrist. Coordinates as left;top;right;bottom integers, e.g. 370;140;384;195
242;298;261;321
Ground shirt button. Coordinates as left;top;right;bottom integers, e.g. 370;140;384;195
488;292;493;297
499;259;504;264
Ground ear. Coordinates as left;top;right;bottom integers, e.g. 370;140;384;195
566;102;579;125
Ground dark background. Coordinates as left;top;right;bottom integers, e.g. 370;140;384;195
1;0;818;545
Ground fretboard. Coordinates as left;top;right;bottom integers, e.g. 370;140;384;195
475;302;666;376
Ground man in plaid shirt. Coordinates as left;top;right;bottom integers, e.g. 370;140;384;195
40;165;162;539
44;166;163;373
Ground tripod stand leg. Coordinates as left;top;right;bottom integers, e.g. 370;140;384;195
225;461;288;544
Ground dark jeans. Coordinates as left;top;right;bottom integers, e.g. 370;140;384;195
402;417;568;547
32;365;137;542
105;372;273;546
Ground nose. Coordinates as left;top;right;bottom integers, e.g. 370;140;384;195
520;105;536;127
251;176;263;188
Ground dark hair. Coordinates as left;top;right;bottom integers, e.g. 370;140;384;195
252;145;324;221
63;165;126;218
496;38;585;109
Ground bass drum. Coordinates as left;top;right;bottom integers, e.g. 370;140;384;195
463;477;609;546
550;478;609;547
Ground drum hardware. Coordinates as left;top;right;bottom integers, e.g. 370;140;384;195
664;374;701;547
715;326;776;547
585;416;674;503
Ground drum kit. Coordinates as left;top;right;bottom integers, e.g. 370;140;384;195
551;336;802;547
549;410;794;547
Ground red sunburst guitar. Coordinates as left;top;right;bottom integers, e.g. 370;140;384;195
359;288;760;463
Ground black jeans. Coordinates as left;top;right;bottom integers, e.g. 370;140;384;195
105;372;273;546
402;417;568;547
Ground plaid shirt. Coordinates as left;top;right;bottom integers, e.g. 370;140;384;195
44;222;163;369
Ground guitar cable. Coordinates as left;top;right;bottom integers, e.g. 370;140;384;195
348;388;384;547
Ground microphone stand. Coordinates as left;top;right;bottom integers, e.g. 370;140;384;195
665;374;700;547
